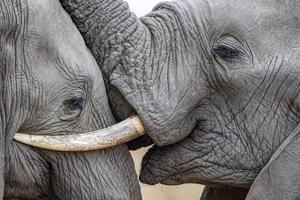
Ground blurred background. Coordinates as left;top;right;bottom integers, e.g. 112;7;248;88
126;0;165;17
127;1;204;199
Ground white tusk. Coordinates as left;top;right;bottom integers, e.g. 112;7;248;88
13;115;145;152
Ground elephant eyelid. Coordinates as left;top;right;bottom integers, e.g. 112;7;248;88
58;96;85;122
212;36;248;63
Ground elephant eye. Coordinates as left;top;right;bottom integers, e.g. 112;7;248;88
212;45;240;62
63;96;85;111
59;96;85;121
212;36;249;64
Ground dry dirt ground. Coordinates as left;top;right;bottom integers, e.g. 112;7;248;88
131;148;204;200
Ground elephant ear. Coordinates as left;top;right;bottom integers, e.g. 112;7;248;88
0;0;28;198
246;123;300;200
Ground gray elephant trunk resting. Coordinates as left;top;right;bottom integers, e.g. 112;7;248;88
59;0;202;146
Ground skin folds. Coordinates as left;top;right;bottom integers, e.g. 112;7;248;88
60;0;300;199
0;0;141;199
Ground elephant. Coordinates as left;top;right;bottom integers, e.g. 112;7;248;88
0;0;141;199
59;0;300;199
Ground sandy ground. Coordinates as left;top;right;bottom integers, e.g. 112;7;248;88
131;148;204;200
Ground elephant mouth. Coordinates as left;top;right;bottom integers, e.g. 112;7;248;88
138;123;257;187
13;115;145;151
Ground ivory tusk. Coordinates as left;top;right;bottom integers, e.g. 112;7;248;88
13;115;145;152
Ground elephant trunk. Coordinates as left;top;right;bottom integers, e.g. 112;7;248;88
59;0;148;79
59;0;153;145
60;0;209;147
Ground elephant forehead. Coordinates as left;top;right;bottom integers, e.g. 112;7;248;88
25;0;76;53
24;0;102;84
205;0;300;53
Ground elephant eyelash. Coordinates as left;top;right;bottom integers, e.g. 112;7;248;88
212;45;241;62
212;35;251;65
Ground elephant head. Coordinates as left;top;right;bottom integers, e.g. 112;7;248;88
0;0;141;199
59;0;300;199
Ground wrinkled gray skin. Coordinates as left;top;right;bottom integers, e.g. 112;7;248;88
1;0;140;199
60;0;300;199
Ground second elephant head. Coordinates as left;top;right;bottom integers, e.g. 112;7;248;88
60;0;300;199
